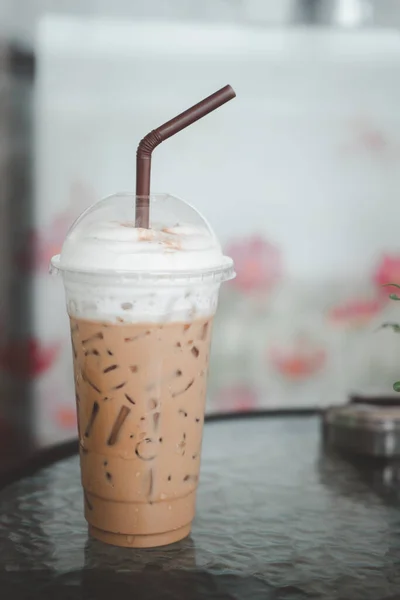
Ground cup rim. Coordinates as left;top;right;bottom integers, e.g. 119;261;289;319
50;254;235;285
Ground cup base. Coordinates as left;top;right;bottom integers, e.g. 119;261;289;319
88;523;191;548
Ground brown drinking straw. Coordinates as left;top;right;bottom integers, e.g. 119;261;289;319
135;84;236;228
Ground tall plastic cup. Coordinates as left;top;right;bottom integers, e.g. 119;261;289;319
51;193;235;548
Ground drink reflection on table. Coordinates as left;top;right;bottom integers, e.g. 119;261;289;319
318;444;400;504
84;534;198;572
83;534;270;599
83;536;201;598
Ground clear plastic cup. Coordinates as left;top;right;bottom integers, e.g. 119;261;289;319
51;193;234;548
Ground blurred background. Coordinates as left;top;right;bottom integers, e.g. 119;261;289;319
2;0;400;460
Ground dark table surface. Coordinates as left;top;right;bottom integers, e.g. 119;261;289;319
1;414;400;599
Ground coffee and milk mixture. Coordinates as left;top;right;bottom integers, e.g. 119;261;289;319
71;315;212;545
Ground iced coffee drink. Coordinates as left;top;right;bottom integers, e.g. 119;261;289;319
51;193;234;547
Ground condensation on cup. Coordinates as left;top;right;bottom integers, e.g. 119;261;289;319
50;192;235;547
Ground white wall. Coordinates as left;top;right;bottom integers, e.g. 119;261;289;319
26;16;400;444
2;0;400;47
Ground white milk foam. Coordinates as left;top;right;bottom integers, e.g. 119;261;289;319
61;222;229;273
64;280;221;323
58;221;232;323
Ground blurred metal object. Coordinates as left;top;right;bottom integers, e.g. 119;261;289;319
349;393;400;407
292;0;373;26
322;404;400;457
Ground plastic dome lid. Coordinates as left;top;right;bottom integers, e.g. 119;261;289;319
50;193;235;284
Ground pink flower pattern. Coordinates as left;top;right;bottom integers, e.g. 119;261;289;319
0;337;61;379
8;176;400;422
328;298;384;328
269;344;326;381
54;406;77;430
341;118;397;159
15;181;96;273
214;384;259;413
225;235;282;294
373;255;400;296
